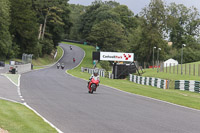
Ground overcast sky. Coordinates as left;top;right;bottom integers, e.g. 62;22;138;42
69;0;200;15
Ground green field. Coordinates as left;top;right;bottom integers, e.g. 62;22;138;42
141;62;200;89
162;61;200;76
32;46;63;69
0;100;57;133
65;42;200;110
145;61;200;80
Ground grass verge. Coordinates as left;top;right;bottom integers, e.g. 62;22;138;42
65;42;200;110
142;64;200;89
32;46;63;69
6;46;63;70
0;100;57;133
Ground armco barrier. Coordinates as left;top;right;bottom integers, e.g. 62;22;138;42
130;74;169;89
175;80;200;92
81;67;105;77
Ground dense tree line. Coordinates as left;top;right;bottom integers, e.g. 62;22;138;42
0;0;200;64
68;0;200;64
0;0;71;60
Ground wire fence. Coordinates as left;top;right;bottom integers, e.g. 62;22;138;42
22;53;33;64
159;63;200;76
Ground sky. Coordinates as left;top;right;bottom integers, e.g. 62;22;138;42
68;0;200;15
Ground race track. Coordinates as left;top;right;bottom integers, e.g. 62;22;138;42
21;43;200;133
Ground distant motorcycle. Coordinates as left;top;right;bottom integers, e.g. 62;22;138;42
88;78;99;94
61;63;65;69
57;63;60;69
70;46;72;50
73;58;75;63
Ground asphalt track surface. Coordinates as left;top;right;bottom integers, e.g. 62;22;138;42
21;43;200;133
0;75;21;102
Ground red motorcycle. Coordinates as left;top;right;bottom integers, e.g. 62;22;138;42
88;78;99;94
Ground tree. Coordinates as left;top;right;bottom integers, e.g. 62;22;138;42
88;20;128;52
0;0;12;59
167;3;200;48
79;1;102;40
69;4;86;40
78;0;121;40
131;0;168;63
10;0;39;58
33;0;72;47
111;5;136;30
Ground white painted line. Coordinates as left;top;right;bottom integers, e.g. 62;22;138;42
18;74;63;132
23;102;63;133
0;97;21;104
2;74;18;87
101;84;200;112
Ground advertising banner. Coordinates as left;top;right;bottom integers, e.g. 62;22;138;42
100;52;134;62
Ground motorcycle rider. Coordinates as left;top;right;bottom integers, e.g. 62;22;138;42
57;62;60;69
61;63;65;69
88;69;100;86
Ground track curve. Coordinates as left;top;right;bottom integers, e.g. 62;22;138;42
21;43;200;133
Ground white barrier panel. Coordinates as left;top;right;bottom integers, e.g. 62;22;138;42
15;63;32;74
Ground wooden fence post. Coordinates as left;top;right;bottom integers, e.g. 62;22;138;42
193;64;196;76
198;64;200;77
189;64;191;75
166;63;167;73
169;63;171;73
173;63;175;74
177;64;179;75
185;64;187;75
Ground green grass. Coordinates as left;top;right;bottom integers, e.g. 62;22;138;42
65;42;200;110
5;46;63;70
0;100;57;133
143;68;200;81
141;62;200;89
32;46;63;67
163;61;200;76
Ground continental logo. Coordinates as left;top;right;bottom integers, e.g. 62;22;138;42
102;54;131;60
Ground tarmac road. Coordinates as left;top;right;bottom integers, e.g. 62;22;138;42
21;43;200;133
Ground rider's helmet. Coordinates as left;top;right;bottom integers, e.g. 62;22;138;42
94;69;98;76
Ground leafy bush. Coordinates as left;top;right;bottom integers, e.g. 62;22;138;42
40;39;54;56
99;61;111;71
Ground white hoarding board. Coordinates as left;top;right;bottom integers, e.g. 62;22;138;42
100;52;134;62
